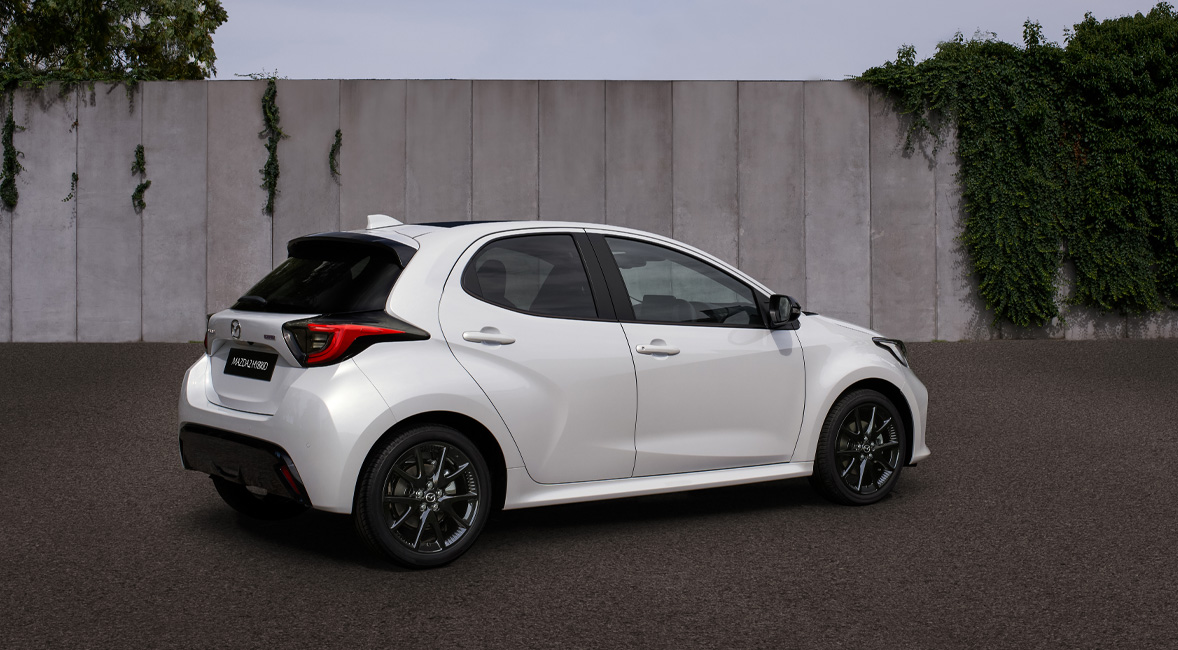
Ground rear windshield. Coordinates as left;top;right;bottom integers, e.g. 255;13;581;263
232;241;404;314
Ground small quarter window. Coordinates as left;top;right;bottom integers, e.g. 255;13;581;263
463;234;598;319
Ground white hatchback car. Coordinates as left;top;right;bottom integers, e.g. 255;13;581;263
179;215;929;567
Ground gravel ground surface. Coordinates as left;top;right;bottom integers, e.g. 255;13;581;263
1;340;1176;649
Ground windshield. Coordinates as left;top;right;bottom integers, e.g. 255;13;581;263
232;240;404;314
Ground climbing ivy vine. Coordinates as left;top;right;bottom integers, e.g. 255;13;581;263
329;128;342;181
258;77;285;215
1;106;23;210
860;3;1178;327
131;143;150;212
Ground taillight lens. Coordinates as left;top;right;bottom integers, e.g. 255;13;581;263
282;311;429;366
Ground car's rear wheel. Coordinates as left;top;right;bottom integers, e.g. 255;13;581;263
211;476;309;520
810;389;907;506
354;424;492;568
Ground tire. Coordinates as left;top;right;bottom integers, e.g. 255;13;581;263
354;424;493;569
810;389;907;506
211;476;309;520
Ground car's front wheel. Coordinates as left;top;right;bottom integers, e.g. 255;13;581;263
810;389;907;506
354;425;492;568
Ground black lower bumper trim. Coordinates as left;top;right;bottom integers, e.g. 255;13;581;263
179;424;311;506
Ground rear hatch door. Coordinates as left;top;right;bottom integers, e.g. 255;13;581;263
204;232;416;415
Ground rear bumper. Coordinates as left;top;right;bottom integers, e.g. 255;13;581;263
179;424;310;506
178;354;397;514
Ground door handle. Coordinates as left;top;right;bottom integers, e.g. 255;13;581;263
635;344;679;356
462;331;516;345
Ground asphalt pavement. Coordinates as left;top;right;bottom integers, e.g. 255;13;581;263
1;339;1176;649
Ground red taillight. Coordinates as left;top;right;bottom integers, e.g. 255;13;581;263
305;323;404;365
282;311;429;367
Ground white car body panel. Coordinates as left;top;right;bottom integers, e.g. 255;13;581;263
179;219;929;518
622;322;806;476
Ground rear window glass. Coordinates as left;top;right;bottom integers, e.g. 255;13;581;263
232;241;403;314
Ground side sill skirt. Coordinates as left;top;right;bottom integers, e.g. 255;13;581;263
503;462;815;511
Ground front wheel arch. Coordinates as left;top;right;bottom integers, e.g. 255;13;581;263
354;411;508;514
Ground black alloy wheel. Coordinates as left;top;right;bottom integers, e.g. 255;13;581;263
355;425;492;568
811;389;907;506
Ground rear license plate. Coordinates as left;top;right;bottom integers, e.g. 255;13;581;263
224;348;279;381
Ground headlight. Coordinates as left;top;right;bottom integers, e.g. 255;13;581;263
872;337;909;367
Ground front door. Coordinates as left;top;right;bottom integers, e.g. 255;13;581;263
595;234;806;477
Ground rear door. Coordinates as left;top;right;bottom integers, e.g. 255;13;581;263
438;230;638;484
591;233;807;477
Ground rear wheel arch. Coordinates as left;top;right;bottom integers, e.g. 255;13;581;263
836;378;916;466
355;411;508;513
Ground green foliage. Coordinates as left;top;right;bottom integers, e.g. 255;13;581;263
131;143;148;212
62;171;77;203
0;1;228;89
329;128;342;180
860;3;1178;326
1;107;23;209
258;77;285;215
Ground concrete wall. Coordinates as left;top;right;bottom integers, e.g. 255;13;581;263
0;79;1172;342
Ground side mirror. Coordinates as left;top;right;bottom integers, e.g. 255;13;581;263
769;295;802;330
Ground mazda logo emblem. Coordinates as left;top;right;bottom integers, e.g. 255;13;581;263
230;320;241;340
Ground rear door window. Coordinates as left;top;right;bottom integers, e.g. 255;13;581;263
233;240;404;314
462;234;598;319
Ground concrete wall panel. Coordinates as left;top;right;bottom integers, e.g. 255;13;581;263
935;131;997;340
76;84;141;342
11;87;77;341
406;80;471;223
0;183;8;341
340;80;405;231
869;93;936;341
474;81;537;221
673;81;738;265
1127;311;1178;338
207;80;269;314
606;81;672;235
737;82;805;298
539;81;605;223
272;80;340;264
142;81;207;342
0;95;9;341
804;81;871;327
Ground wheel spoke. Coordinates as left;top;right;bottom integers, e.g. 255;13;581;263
873;456;896;472
432;445;449;484
411;510;430;549
441;501;472;528
874;440;899;452
835;449;859;456
443;462;471;487
865;407;877;437
414;446;426;480
841;459;857;478
441;492;477;503
428;510;448;548
392;466;417;484
855;457;868;492
383;495;417;504
389;507;414;531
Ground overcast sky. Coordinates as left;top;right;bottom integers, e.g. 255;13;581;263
211;0;1163;81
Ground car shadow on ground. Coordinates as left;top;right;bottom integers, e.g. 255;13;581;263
186;476;829;569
